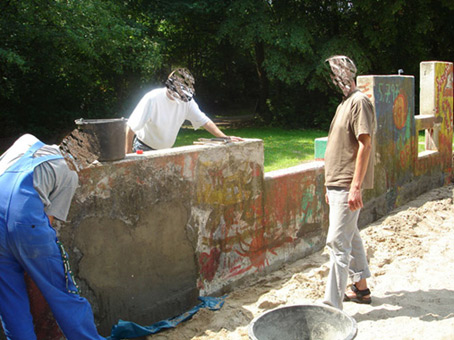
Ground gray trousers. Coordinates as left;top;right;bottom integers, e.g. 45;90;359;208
323;187;371;310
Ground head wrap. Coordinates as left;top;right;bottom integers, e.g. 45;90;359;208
325;55;357;96
165;68;195;102
59;129;100;172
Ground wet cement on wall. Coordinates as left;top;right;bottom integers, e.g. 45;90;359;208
58;149;203;335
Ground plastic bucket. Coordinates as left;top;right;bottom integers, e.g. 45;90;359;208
248;304;357;340
75;118;126;161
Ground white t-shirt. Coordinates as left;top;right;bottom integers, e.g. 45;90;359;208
127;88;211;149
0;134;78;221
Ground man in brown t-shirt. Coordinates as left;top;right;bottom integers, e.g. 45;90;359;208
323;55;376;310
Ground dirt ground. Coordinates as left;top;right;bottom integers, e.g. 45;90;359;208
144;184;454;340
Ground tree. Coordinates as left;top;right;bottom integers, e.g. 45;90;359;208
0;0;161;140
1;0;453;141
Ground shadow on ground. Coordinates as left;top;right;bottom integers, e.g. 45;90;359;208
352;289;454;322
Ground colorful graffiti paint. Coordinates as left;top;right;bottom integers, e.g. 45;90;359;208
416;62;453;181
435;63;453;178
229;222;293;277
199;246;221;282
393;91;408;130
370;76;416;203
378;82;402;105
196;163;326;294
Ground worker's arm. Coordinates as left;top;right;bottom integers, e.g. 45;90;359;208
125;126;135;154
348;133;372;211
48;215;54;225
202;121;243;141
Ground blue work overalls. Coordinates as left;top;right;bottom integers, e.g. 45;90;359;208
0;141;104;340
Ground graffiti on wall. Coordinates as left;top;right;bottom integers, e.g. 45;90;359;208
378;80;415;167
436;63;453;131
393;91;408;130
195;157;266;291
416;62;453;180
366;76;416;209
360;78;415;183
378;82;402;106
196;163;325;293
436;63;453;176
393;89;416;172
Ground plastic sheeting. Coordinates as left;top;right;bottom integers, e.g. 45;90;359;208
108;296;226;339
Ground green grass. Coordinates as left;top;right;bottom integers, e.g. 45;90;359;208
418;133;425;153
174;127;328;172
418;130;425;153
411;131;454;153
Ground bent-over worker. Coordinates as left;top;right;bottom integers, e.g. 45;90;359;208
0;132;105;340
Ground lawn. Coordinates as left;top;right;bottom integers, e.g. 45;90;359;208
416;131;454;153
176;128;452;172
174;127;328;172
0;128;438;172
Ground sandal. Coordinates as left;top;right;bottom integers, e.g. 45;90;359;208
343;284;372;304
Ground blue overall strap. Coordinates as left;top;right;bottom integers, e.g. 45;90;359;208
1;141;64;226
4;140;64;174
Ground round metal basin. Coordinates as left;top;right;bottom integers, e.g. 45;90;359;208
248;304;357;340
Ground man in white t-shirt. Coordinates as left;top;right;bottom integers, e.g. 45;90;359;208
125;68;242;153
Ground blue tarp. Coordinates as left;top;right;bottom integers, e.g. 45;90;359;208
108;296;226;339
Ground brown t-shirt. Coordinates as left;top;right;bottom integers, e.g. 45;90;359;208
324;90;376;189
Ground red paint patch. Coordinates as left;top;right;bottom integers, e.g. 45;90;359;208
393;92;408;129
25;273;65;339
229;224;294;277
199;247;221;282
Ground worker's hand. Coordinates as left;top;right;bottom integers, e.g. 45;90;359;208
348;187;363;211
325;192;329;205
227;136;244;142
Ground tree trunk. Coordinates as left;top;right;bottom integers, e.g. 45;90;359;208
254;42;272;123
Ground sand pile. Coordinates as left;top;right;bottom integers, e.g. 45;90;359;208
147;184;454;340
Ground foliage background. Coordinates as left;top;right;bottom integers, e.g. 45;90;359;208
1;0;453;143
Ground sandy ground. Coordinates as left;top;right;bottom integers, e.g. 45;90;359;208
144;184;454;340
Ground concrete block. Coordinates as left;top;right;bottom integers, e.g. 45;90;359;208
314;137;328;160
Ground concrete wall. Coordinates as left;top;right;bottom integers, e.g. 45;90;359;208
66;141;329;336
57;141;266;335
358;61;453;225
8;61;452;338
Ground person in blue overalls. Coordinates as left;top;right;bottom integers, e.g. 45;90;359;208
0;134;105;340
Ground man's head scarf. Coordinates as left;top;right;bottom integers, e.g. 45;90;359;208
165;68;195;102
59;129;100;172
325;55;357;96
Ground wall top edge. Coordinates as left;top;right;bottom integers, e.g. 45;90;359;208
358;75;414;79
112;139;264;161
264;161;325;179
420;61;453;65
